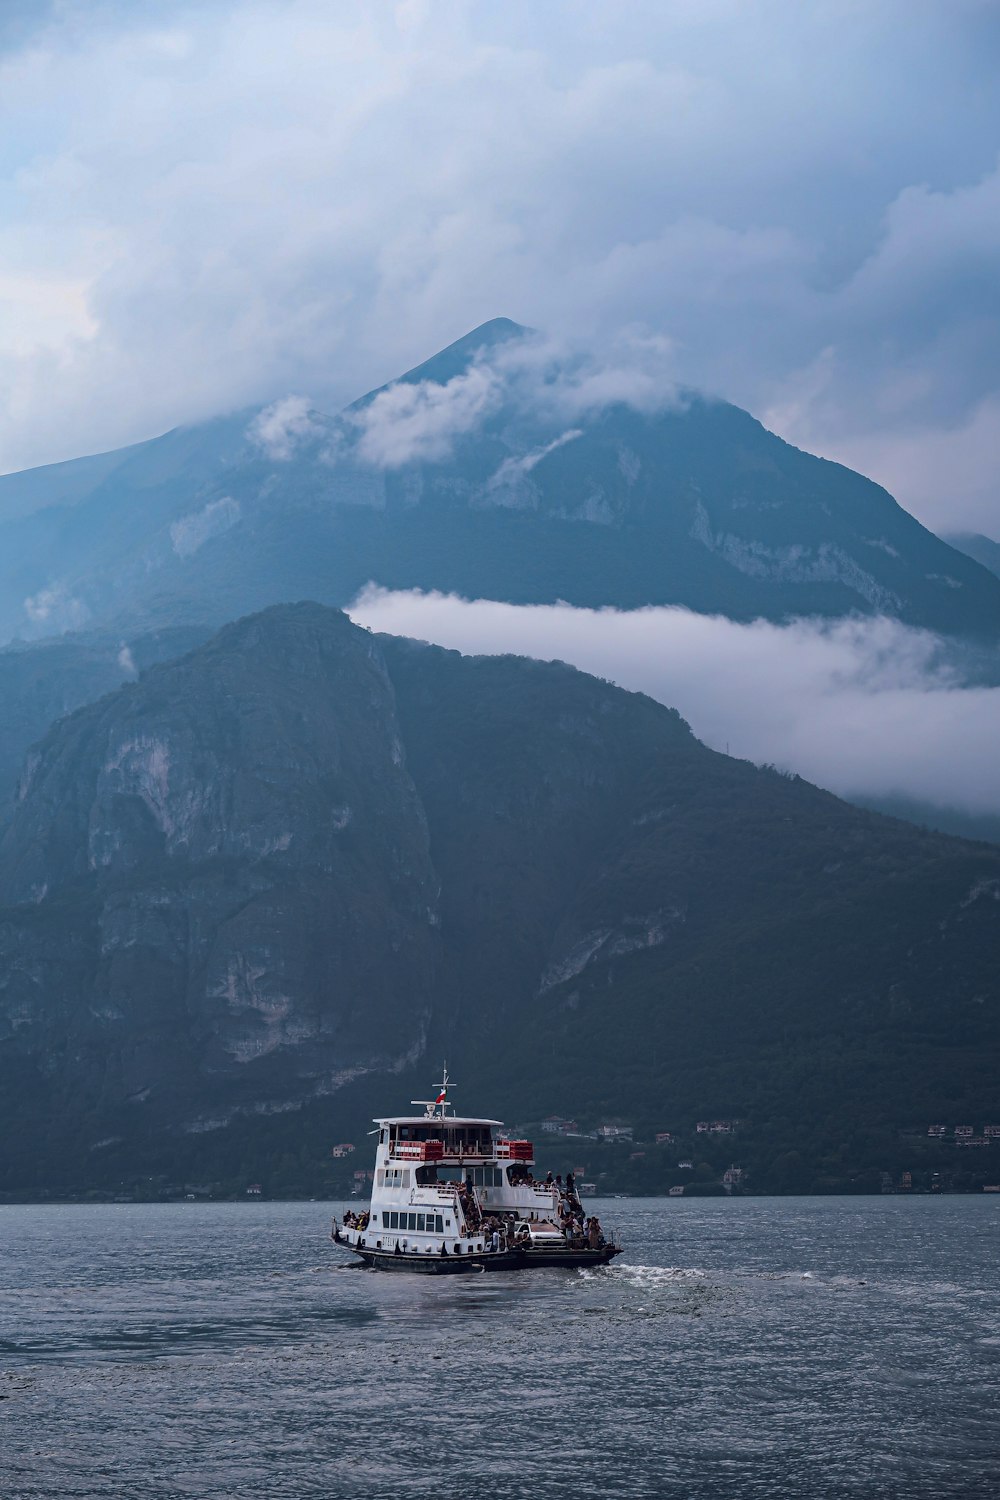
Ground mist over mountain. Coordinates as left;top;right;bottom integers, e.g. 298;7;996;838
1;603;998;1198
2;320;999;652
351;590;1000;844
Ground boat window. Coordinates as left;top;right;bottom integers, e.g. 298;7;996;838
467;1166;503;1187
384;1210;445;1233
417;1164;479;1185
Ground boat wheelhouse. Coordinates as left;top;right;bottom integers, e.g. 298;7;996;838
331;1070;622;1273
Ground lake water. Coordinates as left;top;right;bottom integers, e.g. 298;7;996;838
1;1197;998;1499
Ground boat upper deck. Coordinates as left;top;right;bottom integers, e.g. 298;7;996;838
373;1116;502;1128
373;1113;534;1164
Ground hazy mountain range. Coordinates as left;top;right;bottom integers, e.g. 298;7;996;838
3;319;1000;649
944;531;1000;581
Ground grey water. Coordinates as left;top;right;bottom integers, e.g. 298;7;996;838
1;1197;998;1499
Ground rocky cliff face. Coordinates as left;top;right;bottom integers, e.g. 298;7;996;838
1;603;998;1193
0;608;444;1154
0;625;211;825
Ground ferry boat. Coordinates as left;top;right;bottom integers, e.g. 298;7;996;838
331;1070;622;1274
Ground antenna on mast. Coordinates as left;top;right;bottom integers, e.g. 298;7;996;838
412;1061;454;1118
434;1062;451;1118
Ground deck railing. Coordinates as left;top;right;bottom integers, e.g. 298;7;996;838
388;1137;534;1163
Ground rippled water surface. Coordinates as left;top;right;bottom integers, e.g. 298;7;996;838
1;1197;998;1498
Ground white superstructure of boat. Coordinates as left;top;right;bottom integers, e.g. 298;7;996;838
331;1069;622;1273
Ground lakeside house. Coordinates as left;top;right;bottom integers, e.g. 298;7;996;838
927;1124;999;1142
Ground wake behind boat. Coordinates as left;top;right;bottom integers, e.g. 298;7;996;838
331;1069;622;1273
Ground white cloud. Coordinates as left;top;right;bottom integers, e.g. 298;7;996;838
488;428;583;489
349;587;1000;818
348;325;686;473
23;583;88;632
248;396;320;462
117;644;137;676
489;328;685;421
169;495;241;557
352;365;499;468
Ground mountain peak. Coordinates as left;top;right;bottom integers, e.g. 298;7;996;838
360;316;531;402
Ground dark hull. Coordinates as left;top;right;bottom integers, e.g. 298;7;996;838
336;1241;622;1274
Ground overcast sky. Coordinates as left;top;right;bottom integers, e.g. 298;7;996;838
0;0;998;534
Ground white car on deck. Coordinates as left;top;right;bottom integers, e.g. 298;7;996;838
513;1219;566;1246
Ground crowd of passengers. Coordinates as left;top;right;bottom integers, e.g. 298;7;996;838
337;1166;606;1252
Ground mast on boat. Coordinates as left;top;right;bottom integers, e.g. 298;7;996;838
411;1062;453;1121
